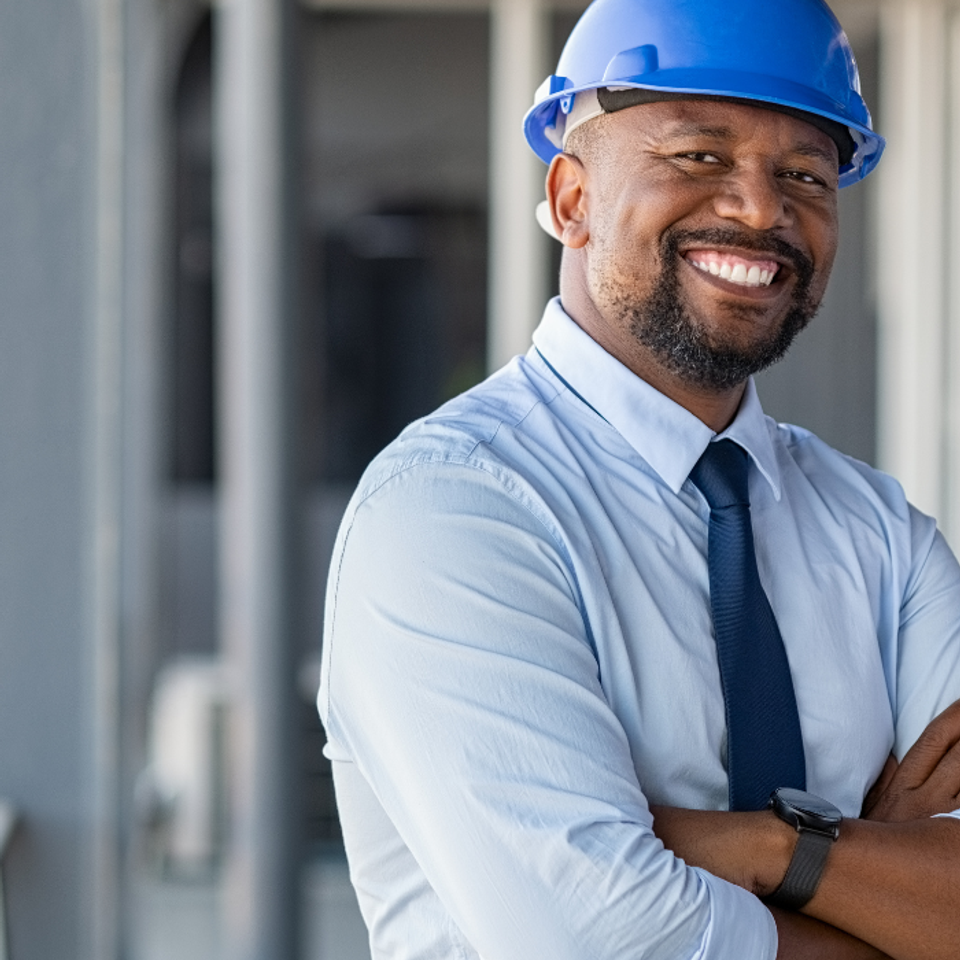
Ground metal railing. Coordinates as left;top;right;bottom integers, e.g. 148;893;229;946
0;800;18;960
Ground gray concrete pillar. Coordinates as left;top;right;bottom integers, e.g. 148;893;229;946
214;0;299;957
488;0;549;371
0;0;124;956
876;1;949;522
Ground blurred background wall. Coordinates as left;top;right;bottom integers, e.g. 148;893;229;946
1;1;959;958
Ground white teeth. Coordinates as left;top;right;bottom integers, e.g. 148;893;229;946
688;257;778;287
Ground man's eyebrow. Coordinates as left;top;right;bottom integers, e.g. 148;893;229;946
789;142;839;166
660;123;736;140
658;123;839;166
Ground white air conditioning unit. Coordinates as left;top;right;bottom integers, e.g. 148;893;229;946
139;656;226;879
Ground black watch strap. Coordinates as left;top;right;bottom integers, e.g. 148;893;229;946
766;829;834;911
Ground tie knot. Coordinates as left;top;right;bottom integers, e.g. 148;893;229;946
690;439;750;510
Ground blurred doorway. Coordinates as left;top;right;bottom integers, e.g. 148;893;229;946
297;2;491;852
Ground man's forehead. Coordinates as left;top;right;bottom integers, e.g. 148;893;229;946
606;98;841;164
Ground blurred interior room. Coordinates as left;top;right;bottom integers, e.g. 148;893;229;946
3;0;960;958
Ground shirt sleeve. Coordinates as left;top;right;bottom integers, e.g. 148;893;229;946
321;460;776;960
894;507;960;760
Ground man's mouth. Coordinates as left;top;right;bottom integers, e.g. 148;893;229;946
683;250;782;289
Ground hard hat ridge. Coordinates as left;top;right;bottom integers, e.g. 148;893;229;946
524;0;884;188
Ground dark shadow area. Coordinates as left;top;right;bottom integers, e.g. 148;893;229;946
297;10;491;851
171;13;216;486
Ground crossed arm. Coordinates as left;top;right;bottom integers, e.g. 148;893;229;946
651;700;960;960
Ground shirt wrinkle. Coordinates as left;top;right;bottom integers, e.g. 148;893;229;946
349;454;588;622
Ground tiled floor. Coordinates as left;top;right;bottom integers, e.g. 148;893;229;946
302;859;371;960
135;855;370;960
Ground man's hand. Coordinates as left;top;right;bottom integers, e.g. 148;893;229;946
862;699;960;822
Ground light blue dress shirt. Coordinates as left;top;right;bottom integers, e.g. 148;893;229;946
320;298;960;960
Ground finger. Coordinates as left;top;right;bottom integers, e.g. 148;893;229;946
863;753;899;815
874;753;899;795
925;736;960;801
897;699;960;786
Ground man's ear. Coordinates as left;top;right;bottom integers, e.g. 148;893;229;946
546;153;590;249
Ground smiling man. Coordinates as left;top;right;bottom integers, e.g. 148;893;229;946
319;2;960;959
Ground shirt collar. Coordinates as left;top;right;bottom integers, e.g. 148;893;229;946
531;298;782;500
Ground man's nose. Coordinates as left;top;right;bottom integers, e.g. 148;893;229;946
711;167;791;232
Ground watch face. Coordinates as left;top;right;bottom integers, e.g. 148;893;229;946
775;788;843;825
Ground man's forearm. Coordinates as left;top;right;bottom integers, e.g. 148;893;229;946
651;806;960;960
652;701;960;958
803;816;960;960
771;908;893;960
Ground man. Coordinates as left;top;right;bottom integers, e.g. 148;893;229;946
319;1;960;957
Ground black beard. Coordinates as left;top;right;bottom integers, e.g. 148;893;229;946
608;228;820;391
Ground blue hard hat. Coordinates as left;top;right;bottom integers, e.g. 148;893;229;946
524;0;884;187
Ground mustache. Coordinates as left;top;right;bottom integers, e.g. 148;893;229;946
662;227;814;285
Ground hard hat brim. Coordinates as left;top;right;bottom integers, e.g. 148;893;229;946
524;73;885;188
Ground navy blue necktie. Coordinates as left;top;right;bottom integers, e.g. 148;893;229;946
690;439;806;811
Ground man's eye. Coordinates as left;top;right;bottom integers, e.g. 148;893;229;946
783;170;825;186
681;152;722;163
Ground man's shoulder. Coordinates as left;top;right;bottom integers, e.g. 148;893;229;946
767;417;914;521
770;417;879;478
352;354;561;503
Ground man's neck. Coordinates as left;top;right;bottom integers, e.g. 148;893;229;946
559;288;747;434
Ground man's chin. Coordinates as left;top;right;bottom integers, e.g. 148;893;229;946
631;315;805;391
608;252;819;391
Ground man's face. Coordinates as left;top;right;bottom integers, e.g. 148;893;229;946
574;99;841;391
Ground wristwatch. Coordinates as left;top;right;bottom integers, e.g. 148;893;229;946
765;787;842;911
